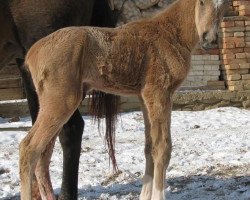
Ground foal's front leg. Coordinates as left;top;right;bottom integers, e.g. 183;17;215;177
142;88;172;200
139;97;154;200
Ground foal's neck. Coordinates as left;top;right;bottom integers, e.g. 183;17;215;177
155;0;199;52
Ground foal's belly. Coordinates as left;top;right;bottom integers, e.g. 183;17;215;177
88;52;146;96
88;77;142;96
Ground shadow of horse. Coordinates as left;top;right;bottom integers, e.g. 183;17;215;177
3;174;249;200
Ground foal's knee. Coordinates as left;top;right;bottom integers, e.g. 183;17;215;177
152;139;172;164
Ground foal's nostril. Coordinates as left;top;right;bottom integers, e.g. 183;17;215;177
211;33;219;45
202;31;208;41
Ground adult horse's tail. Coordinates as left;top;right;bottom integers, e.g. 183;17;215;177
89;91;120;171
90;0;120;171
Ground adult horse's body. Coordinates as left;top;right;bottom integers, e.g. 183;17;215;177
0;0;118;199
22;0;228;199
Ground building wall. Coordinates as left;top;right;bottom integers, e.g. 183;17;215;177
219;0;250;91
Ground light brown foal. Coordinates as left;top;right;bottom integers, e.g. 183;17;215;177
20;0;228;199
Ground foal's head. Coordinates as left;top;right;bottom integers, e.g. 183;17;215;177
195;0;228;50
0;2;23;70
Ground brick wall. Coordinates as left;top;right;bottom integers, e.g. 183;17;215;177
183;53;225;90
219;0;250;91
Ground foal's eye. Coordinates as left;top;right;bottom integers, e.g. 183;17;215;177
200;0;205;6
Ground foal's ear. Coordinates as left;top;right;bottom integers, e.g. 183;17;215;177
108;0;115;10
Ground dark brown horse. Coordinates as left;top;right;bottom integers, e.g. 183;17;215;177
0;0;119;199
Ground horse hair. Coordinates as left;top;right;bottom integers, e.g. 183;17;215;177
89;0;120;171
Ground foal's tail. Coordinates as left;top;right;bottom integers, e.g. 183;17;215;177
89;91;120;172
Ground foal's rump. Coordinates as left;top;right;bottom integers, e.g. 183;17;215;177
25;27;88;92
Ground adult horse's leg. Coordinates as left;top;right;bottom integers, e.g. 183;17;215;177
16;58;39;123
58;1;119;198
141;86;172;200
139;97;154;200
58;110;84;200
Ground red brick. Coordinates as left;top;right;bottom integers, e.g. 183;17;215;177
220;42;235;49
233;1;250;6
239;10;250;16
226;80;243;86
221;54;236;60
223;74;241;81
236;53;247;59
235;41;246;48
228;85;244;91
222;69;240;75
239;63;250;69
222;27;245;32
235;21;245;27
239;5;250;11
244;47;250;52
220;48;244;54
221;58;247;65
246;42;250;47
222;37;244;44
221;21;235;28
242;74;250;80
220;64;240;70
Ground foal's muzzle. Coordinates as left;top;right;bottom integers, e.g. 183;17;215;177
200;32;218;50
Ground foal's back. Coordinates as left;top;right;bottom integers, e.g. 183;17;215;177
26;21;151;94
26;10;181;96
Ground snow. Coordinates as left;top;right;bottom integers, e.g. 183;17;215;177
0;107;249;200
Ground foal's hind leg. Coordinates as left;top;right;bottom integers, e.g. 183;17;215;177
19;84;83;200
19;115;61;200
35;134;58;200
16;59;42;200
139;96;154;200
141;87;173;200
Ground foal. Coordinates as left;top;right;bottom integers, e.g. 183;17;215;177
21;0;228;199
